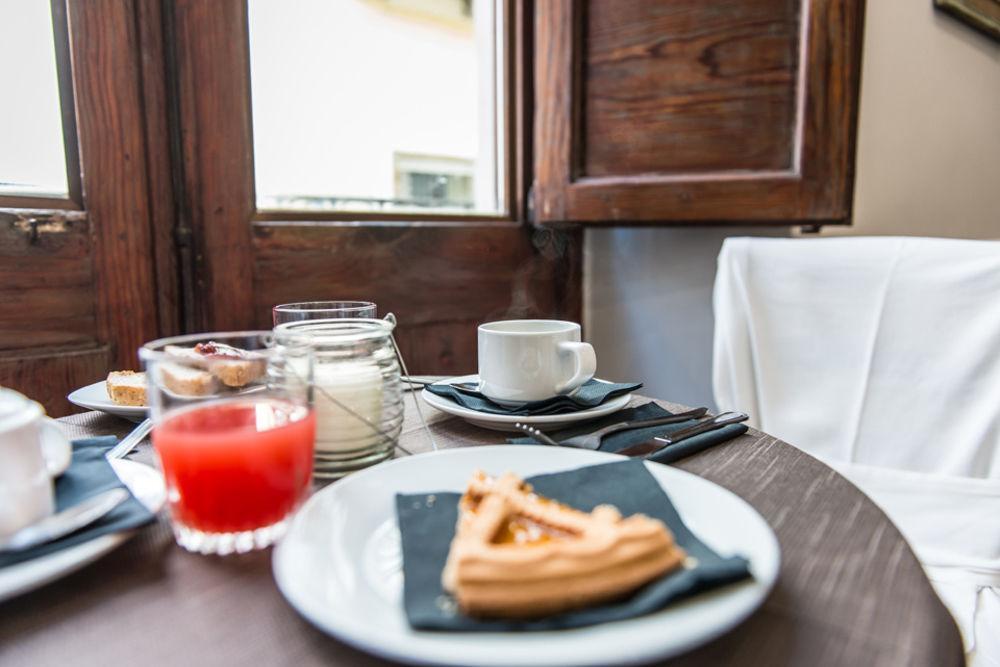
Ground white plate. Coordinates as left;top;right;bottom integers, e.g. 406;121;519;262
0;459;166;603
68;381;147;421
273;446;780;667
420;375;632;432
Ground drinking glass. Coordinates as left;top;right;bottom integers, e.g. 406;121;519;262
140;331;315;555
273;301;377;325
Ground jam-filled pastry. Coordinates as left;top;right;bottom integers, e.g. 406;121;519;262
441;470;686;618
164;342;265;388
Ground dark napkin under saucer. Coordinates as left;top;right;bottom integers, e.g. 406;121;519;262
507;402;749;464
396;459;752;631
0;436;156;569
426;379;642;416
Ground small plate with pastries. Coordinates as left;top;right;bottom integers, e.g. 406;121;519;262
67;372;149;421
67;341;267;420
273;446;780;667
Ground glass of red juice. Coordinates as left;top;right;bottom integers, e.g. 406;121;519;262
140;331;315;555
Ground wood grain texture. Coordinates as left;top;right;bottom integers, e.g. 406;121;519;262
135;0;181;337
0;195;79;211
583;0;799;176
0;404;963;666
533;0;574;221
0;210;97;351
253;222;582;374
170;0;257;331
67;0;163;368
0;2;169;414
0;347;108;417
534;0;866;225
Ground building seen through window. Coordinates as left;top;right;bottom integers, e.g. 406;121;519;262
248;0;503;216
0;0;68;198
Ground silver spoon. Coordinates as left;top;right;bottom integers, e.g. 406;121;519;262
401;376;483;393
0;488;129;552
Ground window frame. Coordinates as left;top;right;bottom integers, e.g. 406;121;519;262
249;0;528;226
168;0;580;358
0;0;83;212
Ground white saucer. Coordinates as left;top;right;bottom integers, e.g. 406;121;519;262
0;458;166;602
68;381;147;422
420;375;632;432
273;446;780;667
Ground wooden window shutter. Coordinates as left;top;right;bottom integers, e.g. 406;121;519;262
533;0;866;225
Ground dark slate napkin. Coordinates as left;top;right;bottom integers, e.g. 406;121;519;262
396;459;752;631
507;402;748;465
0;436;156;569
426;379;642;416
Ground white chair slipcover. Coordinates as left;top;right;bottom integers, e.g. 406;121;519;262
713;236;1000;667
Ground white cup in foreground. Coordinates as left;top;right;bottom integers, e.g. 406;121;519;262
0;389;66;539
478;320;596;403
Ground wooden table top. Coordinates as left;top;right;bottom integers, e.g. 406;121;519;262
0;397;964;667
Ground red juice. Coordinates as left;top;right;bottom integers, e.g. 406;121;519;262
152;399;316;533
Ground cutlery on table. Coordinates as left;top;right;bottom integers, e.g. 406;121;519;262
401;376;482;393
514;407;709;450
106;417;153;460
0;487;130;552
616;411;750;459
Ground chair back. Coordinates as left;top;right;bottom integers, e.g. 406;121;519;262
713;236;1000;478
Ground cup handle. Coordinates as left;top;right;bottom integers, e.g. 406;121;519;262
40;418;72;477
554;341;596;395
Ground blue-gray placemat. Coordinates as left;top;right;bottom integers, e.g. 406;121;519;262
0;437;156;569
507;402;748;465
396;459;751;631
426;379;642;416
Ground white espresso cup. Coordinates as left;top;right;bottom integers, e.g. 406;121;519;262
0;389;68;539
478;320;597;403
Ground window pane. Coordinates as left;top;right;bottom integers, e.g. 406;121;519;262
248;0;504;215
0;0;68;197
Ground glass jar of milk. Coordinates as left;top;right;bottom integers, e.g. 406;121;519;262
274;318;403;479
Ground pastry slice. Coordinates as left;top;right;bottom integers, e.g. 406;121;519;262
159;362;220;397
441;471;686;618
106;371;147;406
164;342;265;388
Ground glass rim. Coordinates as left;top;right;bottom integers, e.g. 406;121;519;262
138;330;311;363
273;317;395;342
272;300;376;314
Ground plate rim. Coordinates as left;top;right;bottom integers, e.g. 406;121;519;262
273;446;780;667
420;374;632;426
0;458;165;603
67;380;148;418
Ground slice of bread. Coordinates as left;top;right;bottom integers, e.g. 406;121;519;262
106;371;147;407
159;362;220;397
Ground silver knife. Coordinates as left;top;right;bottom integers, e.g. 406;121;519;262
616;412;750;458
0;487;130;552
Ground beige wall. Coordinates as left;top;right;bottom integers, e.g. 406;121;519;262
822;0;1000;238
585;0;1000;407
